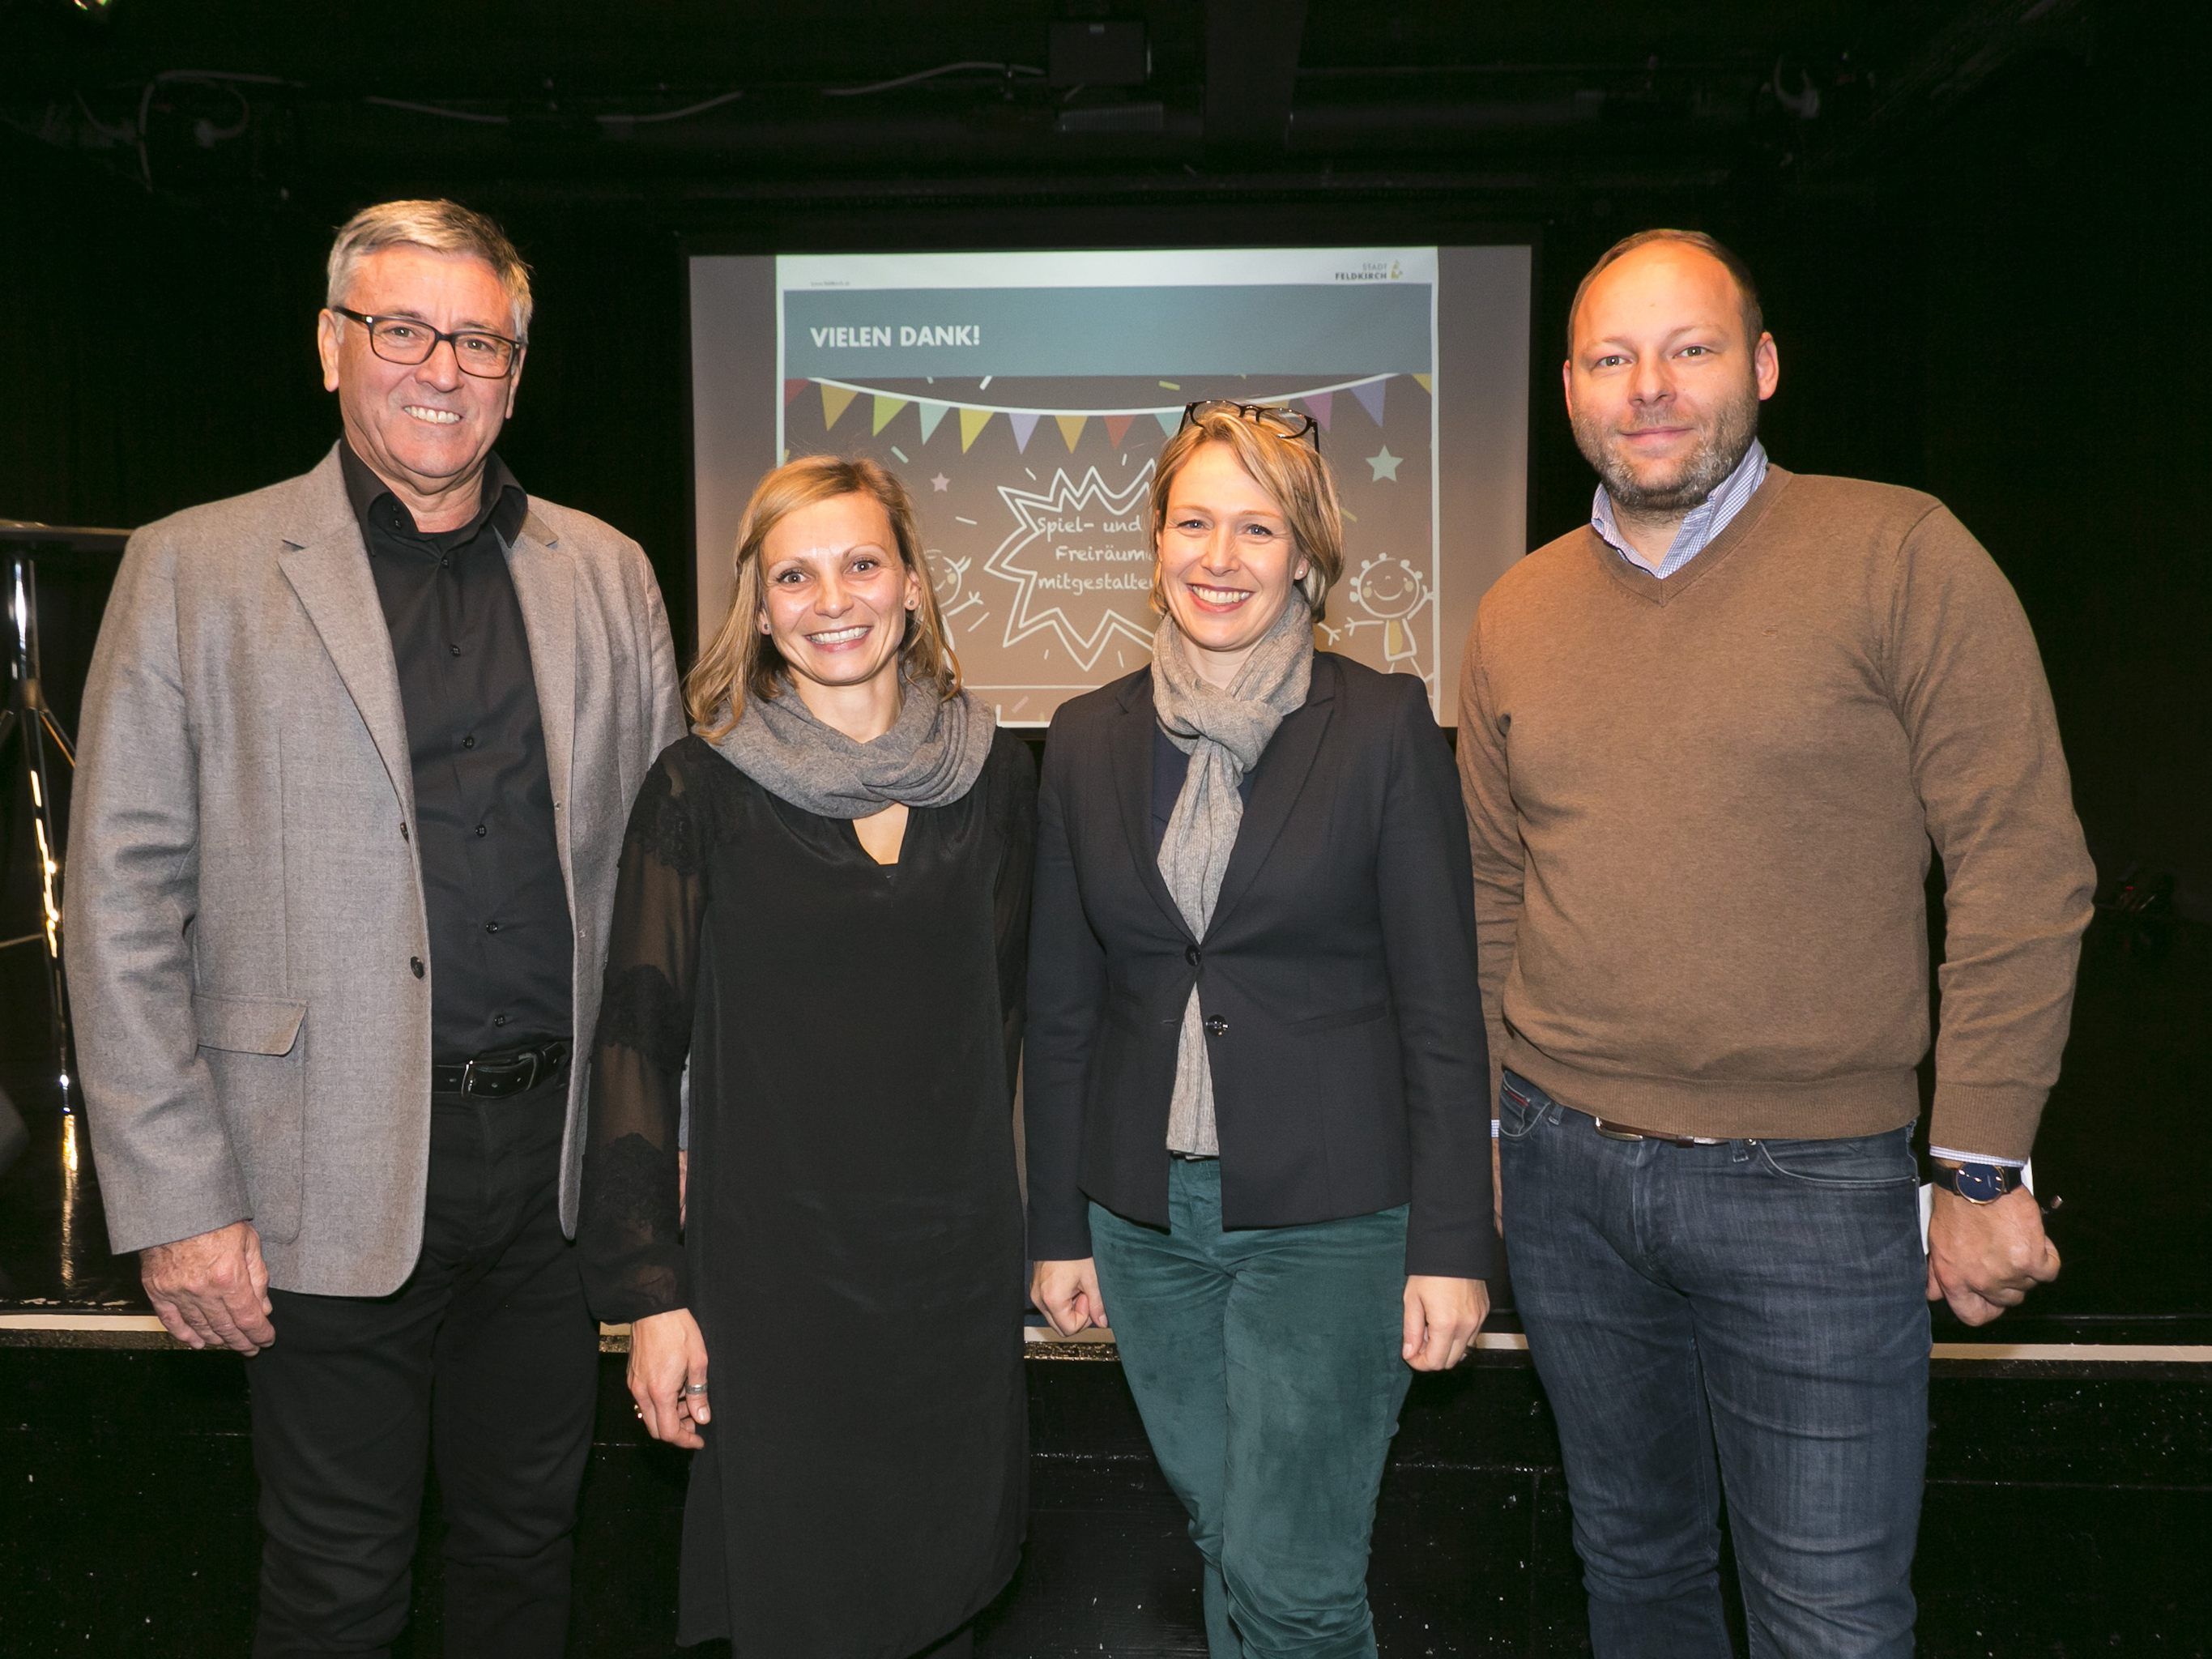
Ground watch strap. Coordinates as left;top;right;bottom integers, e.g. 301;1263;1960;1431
1930;1162;2028;1205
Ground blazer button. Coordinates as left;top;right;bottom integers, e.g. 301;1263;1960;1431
1185;945;1201;966
1203;1013;1228;1037
410;957;425;979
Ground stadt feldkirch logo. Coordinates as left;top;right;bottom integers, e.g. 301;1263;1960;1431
1333;259;1403;283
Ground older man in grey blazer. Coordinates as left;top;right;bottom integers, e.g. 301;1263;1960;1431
64;199;684;1657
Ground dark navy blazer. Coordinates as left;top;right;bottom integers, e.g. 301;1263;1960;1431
1024;652;1496;1280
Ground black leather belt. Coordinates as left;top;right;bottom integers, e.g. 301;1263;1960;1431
431;1040;570;1100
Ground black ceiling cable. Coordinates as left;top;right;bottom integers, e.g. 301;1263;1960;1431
822;60;1044;98
362;95;508;125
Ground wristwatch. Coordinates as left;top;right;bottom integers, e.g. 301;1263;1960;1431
1929;1162;2029;1205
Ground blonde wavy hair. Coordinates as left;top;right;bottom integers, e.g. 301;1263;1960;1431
1148;407;1347;617
686;456;961;740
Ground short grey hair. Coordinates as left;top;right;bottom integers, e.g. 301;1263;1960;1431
325;199;534;340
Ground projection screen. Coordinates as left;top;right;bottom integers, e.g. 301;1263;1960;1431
689;245;1530;723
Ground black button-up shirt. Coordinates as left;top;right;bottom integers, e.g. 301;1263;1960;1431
341;441;573;1062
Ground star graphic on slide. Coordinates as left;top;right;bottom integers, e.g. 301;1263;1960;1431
931;473;950;492
1366;446;1403;483
985;463;1159;673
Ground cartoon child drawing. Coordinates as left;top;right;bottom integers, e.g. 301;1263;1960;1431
1342;552;1431;678
925;546;987;642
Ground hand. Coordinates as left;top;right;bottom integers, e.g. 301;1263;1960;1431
677;1149;688;1229
629;1307;710;1448
1927;1183;2060;1326
1403;1274;1489;1371
1030;1258;1107;1337
1491;1134;1503;1235
141;1220;275;1354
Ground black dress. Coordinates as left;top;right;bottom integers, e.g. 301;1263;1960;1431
578;727;1035;1656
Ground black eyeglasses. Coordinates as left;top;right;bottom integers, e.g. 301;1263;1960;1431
333;308;525;379
1179;399;1321;454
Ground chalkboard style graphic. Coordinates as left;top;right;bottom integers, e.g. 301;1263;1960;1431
982;463;1158;702
773;249;1443;723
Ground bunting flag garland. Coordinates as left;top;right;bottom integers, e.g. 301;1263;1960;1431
788;373;1413;453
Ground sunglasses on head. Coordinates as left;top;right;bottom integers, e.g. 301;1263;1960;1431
1178;400;1322;454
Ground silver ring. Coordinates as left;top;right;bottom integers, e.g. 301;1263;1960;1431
682;1382;709;1396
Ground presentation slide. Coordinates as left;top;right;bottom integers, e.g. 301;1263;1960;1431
690;245;1529;724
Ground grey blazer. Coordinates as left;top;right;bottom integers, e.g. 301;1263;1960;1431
64;446;686;1296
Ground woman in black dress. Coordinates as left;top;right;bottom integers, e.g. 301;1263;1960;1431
577;455;1033;1657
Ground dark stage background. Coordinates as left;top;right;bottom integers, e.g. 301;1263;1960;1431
4;0;2205;914
2;2;2208;1651
3;0;2207;1320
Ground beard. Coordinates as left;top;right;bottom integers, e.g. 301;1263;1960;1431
1575;383;1760;514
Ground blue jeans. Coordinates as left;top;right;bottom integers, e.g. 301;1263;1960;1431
1499;1071;1929;1658
1089;1158;1413;1659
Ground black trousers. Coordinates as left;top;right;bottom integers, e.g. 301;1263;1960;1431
247;1080;597;1658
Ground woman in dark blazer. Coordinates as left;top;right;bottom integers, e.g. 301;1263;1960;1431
1027;402;1494;1659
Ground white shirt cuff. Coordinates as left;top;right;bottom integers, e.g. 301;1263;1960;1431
1929;1146;2027;1168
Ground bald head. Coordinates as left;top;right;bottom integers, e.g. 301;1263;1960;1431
1568;229;1762;357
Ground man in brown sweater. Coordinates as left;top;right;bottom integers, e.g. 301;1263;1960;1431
1457;229;2094;1657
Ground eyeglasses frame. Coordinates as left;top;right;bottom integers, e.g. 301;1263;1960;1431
331;307;526;380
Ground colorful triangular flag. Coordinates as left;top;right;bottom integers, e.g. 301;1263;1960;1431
917;401;951;442
1009;413;1041;453
1300;391;1334;430
820;384;858;430
872;395;909;436
1103;414;1136;447
1412;373;1433;394
1349;378;1387;426
1055;414;1087;451
783;378;809;407
959;407;994;452
1154;409;1181;437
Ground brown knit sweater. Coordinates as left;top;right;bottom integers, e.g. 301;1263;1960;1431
1456;466;2095;1160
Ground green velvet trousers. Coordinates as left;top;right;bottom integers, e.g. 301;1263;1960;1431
1089;1158;1413;1659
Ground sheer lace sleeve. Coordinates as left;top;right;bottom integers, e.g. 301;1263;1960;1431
578;744;709;1324
993;734;1038;1102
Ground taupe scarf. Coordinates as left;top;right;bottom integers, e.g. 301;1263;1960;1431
1152;599;1315;1155
711;676;995;818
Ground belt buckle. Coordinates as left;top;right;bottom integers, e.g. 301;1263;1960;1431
458;1043;566;1099
1592;1120;1647;1143
459;1051;536;1098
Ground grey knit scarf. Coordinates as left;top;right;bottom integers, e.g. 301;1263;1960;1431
710;676;995;818
1152;599;1315;1155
